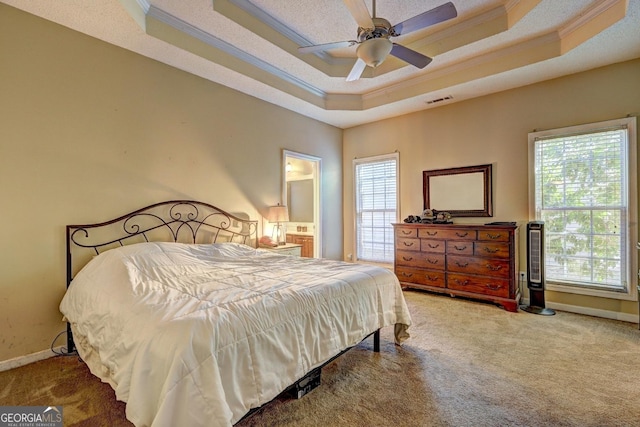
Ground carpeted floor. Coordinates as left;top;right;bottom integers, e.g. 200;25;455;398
1;291;639;426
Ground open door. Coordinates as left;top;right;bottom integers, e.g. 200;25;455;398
282;150;321;258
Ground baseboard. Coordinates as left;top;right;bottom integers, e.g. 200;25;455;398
521;298;639;324
0;347;63;372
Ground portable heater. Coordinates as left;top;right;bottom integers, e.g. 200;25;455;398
521;221;555;315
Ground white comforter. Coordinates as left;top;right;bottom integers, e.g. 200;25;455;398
60;242;411;427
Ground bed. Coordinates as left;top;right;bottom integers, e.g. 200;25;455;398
60;200;412;427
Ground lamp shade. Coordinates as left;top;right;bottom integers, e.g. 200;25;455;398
356;38;393;68
267;205;289;223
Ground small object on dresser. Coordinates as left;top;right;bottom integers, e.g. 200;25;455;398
433;211;452;224
403;215;418;223
405;210;452;224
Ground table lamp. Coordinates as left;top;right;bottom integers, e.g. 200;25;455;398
267;204;289;245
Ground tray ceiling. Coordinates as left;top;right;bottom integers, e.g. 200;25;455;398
3;0;639;128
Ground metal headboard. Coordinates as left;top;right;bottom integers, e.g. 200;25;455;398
64;200;258;353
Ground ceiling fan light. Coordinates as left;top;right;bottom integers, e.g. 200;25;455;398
356;38;393;68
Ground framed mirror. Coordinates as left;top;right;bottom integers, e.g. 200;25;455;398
423;164;493;217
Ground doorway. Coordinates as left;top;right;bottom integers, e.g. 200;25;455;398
282;150;321;258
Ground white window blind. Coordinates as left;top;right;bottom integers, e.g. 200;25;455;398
529;117;637;297
354;154;398;263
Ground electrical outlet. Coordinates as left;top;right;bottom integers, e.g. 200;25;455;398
519;271;527;282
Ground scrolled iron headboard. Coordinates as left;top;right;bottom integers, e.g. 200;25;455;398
66;199;258;282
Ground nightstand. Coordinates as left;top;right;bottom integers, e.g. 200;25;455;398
260;243;302;256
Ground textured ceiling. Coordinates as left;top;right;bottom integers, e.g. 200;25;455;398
3;0;640;128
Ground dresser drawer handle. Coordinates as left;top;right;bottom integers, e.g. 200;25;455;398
401;230;413;235
403;241;415;247
428;243;440;249
426;275;439;281
486;283;503;290
483;247;500;254
487;233;502;240
455;261;469;268
455;232;469;237
426;258;439;265
453;279;469;286
454;245;467;251
486;264;503;271
426;231;437;236
401;272;413;278
402;256;413;261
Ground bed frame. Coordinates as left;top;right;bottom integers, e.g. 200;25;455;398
64;199;381;411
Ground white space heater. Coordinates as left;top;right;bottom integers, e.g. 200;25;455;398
521;221;555;315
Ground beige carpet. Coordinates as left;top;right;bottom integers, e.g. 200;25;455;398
1;291;639;426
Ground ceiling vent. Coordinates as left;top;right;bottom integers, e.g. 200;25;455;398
425;95;453;104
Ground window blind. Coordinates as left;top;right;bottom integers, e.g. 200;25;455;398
533;126;628;290
354;155;398;263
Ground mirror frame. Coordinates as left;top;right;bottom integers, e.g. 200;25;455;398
423;164;493;217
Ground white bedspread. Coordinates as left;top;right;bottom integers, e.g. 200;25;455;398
60;242;411;427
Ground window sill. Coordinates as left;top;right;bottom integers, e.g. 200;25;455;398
546;282;638;301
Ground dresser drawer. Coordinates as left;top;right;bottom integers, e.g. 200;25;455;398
396;267;445;288
447;273;510;298
474;242;511;258
446;240;473;255
478;229;511;242
421;239;445;253
395;227;418;238
418;228;476;240
447;255;511;279
396;237;420;251
396;251;445;270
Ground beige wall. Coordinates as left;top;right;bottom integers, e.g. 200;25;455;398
344;58;640;318
0;5;342;362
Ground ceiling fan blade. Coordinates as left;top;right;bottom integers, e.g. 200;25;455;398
390;44;432;69
346;58;367;82
298;40;358;54
392;2;457;36
343;0;375;29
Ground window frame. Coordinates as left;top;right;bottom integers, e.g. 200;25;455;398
528;117;637;301
353;152;400;264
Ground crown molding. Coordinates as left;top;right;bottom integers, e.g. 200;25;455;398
146;5;328;100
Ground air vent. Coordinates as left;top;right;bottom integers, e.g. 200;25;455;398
425;95;453;104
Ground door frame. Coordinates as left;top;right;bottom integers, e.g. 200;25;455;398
282;150;322;258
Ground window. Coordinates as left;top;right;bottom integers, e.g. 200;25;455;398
528;117;637;299
354;153;399;263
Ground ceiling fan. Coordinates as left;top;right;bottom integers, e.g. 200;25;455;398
298;1;457;81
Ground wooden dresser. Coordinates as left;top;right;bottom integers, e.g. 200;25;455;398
393;223;520;312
